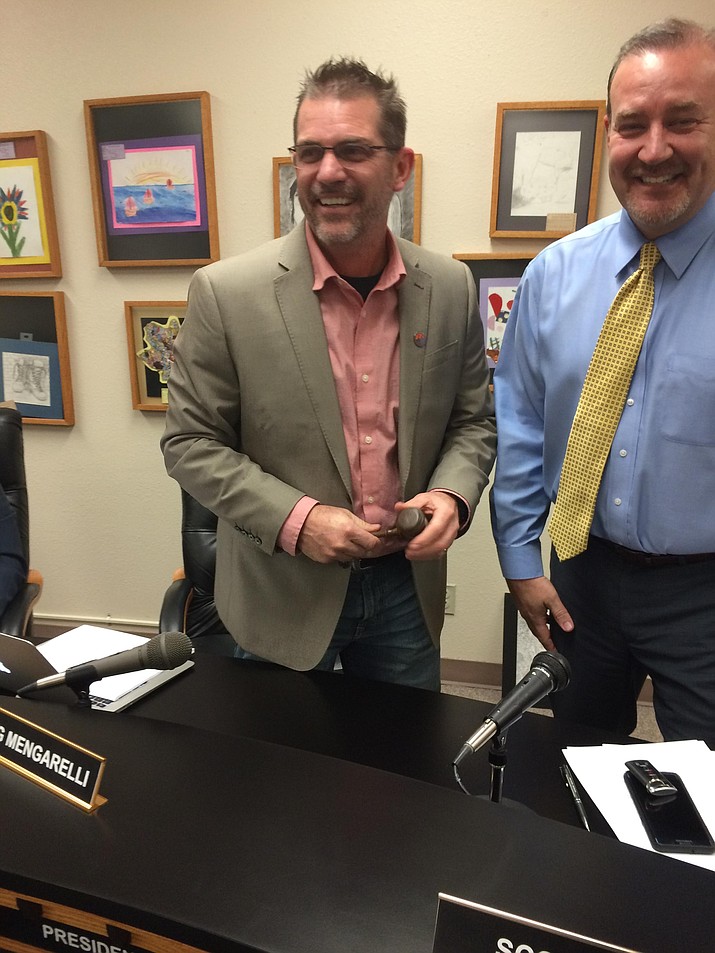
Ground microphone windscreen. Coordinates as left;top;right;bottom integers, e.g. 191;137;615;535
532;650;571;692
145;631;193;670
395;508;427;539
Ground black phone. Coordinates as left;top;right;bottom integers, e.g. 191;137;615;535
624;770;715;854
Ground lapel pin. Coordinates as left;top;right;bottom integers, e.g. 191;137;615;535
413;332;427;348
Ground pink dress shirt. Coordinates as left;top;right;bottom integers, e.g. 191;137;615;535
278;226;405;555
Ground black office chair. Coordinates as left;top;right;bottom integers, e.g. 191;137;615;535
0;404;43;639
160;488;235;655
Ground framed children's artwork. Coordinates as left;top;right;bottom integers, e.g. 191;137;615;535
453;252;535;369
490;101;606;239
0;131;61;279
0;291;74;425
124;301;186;410
84;92;219;268
272;153;423;243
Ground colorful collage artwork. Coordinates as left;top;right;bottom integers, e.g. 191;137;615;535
480;278;518;368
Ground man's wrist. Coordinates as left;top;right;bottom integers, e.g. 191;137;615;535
431;488;469;529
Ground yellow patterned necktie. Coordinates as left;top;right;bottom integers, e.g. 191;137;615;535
548;242;661;561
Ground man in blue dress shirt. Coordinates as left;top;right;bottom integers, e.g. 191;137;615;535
491;18;715;742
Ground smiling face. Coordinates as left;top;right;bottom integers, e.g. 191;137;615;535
294;93;413;274
605;42;715;238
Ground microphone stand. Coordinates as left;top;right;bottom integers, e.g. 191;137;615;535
49;672;93;709
62;667;101;708
73;684;93;709
481;731;529;810
453;727;529;810
60;673;92;708
487;730;509;803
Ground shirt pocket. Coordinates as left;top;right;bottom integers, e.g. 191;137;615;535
660;354;715;446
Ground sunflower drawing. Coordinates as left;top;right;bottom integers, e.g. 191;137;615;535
0;185;30;257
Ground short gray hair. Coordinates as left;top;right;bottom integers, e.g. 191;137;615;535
607;18;715;117
293;57;407;149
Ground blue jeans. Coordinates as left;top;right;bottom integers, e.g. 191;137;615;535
235;553;441;691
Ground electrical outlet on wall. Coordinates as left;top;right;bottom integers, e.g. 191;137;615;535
445;584;456;615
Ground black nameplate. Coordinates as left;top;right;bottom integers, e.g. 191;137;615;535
433;895;642;953
0;905;151;953
0;706;106;812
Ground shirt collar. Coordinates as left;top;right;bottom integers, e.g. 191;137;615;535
305;223;406;292
617;191;715;279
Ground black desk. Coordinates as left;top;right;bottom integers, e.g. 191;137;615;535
0;657;713;953
133;656;624;831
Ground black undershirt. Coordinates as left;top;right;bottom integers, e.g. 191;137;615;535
342;273;381;301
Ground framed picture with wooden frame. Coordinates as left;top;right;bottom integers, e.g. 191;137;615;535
0;291;73;425
490;101;606;239
453;252;535;370
125;300;186;411
0;130;61;279
272;153;423;243
84;92;219;268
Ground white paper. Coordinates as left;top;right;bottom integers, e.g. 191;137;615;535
564;740;715;870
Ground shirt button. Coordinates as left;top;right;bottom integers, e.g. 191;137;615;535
614;498;622;506
367;495;374;504
362;374;369;383
626;398;634;406
364;435;373;445
619;449;627;457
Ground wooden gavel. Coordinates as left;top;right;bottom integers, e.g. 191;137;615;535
373;507;428;540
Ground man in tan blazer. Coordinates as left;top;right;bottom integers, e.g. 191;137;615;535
162;58;496;689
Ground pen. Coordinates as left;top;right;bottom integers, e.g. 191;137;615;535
560;763;591;832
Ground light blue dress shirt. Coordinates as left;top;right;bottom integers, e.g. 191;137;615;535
491;193;715;579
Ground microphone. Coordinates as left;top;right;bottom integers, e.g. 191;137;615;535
17;631;194;697
453;651;571;767
374;507;429;539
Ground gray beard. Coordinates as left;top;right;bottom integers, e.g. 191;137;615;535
625;192;693;233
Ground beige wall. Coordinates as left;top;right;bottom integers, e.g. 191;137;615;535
4;0;712;662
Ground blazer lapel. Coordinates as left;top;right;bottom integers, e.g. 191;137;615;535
274;228;353;497
397;243;432;486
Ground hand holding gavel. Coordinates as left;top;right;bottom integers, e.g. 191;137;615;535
373;507;428;540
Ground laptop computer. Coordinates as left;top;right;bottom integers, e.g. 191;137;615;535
0;633;78;705
0;627;193;712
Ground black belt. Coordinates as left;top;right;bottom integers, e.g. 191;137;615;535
345;550;407;572
594;536;715;568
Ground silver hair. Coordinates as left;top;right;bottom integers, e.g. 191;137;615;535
293;57;407;149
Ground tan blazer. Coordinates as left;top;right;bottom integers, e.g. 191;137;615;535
162;226;496;669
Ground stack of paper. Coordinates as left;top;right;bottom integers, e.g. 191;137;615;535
564;740;715;870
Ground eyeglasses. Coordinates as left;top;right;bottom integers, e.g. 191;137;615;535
289;142;396;166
